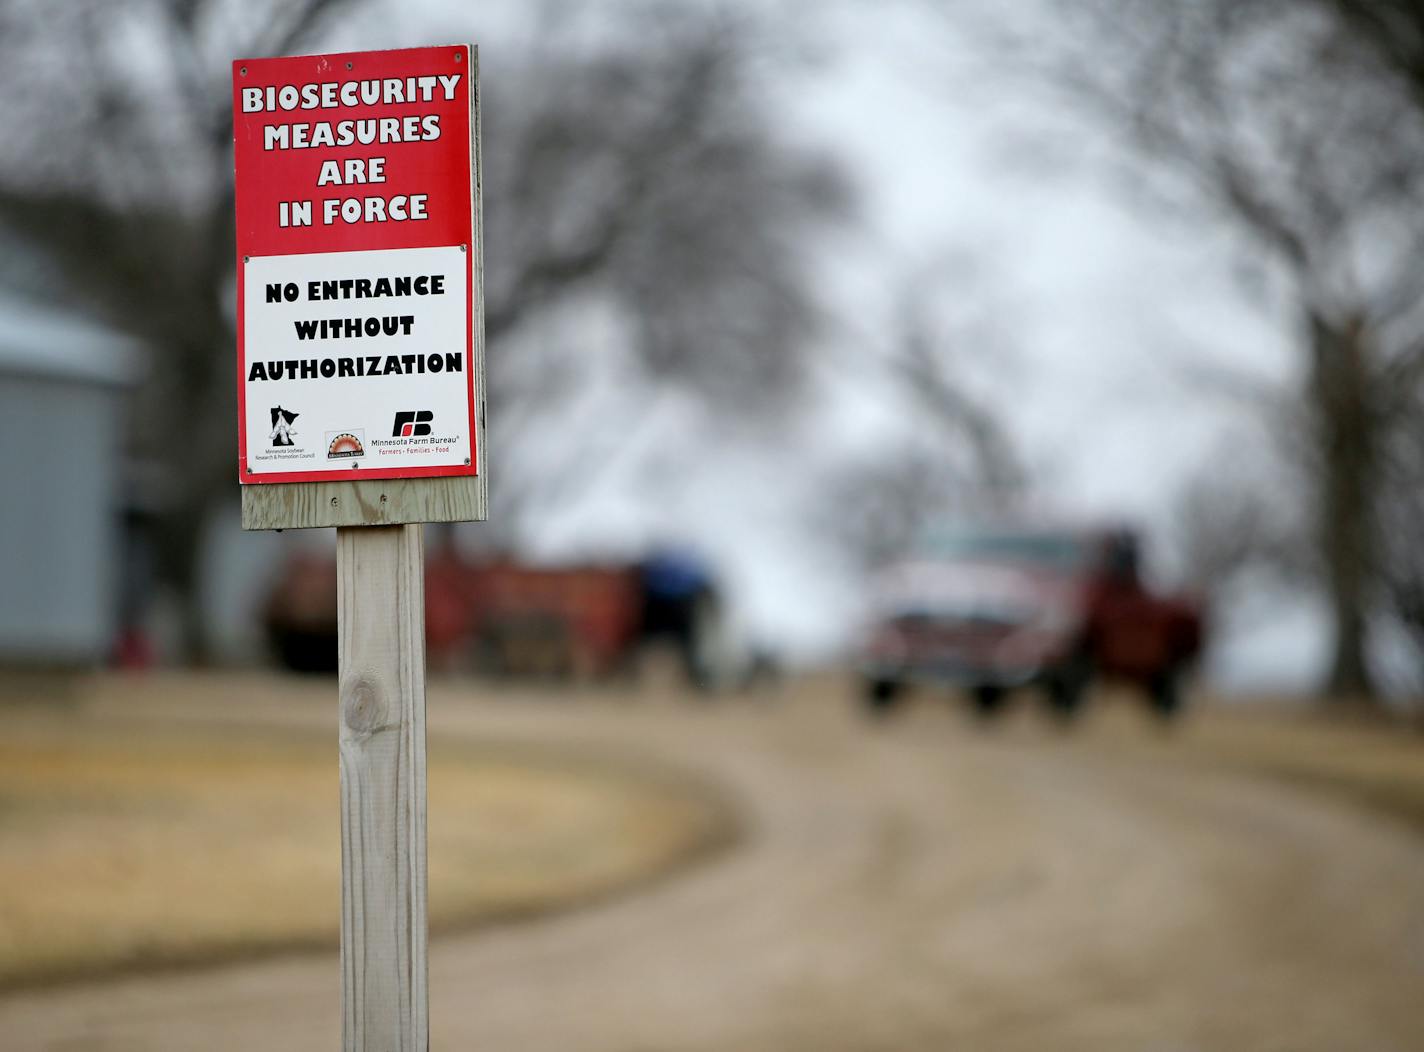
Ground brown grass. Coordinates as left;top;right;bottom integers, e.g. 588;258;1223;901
1172;700;1424;833
1017;681;1424;833
0;684;734;990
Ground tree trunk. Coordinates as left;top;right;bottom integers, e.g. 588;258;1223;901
140;313;235;667
152;496;213;665
1308;312;1378;700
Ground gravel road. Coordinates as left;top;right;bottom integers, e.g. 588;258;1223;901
4;679;1423;1050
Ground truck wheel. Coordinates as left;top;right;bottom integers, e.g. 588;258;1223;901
1149;664;1186;721
862;677;904;717
972;685;1007;718
269;626;338;674
1046;655;1092;722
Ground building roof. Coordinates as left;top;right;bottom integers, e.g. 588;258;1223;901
0;296;143;385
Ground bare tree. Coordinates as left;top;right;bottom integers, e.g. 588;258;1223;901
1321;0;1424;681
0;3;850;658
478;14;851;530
0;0;357;660
826;258;1022;569
1327;1;1424;101
1012;0;1424;700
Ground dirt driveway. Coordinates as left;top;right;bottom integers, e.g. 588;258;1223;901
4;677;1423;1051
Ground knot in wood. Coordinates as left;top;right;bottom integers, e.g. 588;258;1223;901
341;675;388;736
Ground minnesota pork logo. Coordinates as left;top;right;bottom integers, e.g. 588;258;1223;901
326;431;365;460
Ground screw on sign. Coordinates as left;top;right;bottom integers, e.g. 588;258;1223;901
232;45;487;1051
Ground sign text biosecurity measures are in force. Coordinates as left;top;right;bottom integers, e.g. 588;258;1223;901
233;47;479;483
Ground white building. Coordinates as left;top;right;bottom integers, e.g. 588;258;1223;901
0;299;139;666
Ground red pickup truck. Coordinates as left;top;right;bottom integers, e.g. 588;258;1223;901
858;525;1203;720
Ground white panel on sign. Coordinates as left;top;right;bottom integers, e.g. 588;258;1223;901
243;245;472;479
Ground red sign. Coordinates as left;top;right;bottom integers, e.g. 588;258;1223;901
232;46;481;484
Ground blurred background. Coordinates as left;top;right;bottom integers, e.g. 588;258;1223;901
7;0;1424;705
3;1;1424;1049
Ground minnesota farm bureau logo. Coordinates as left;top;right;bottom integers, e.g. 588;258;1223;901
393;410;434;437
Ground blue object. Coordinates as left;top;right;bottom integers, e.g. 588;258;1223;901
642;550;712;600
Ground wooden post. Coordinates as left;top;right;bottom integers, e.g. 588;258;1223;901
235;46;485;1048
337;523;428;1051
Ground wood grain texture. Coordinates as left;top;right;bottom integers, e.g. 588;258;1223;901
241;476;485;530
338;524;428;1051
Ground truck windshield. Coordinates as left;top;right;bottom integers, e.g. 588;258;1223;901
915;529;1085;571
